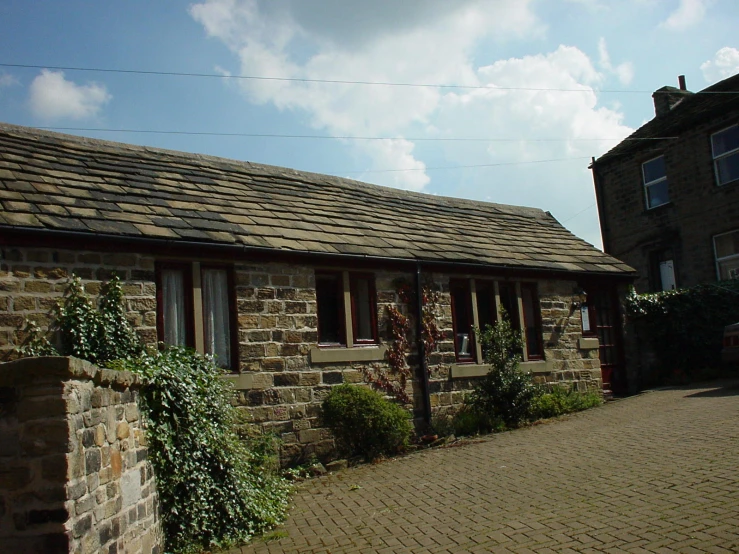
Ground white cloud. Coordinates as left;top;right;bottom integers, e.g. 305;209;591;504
29;70;111;120
597;38;634;85
660;0;710;30
189;0;634;247
0;73;19;89
701;46;739;83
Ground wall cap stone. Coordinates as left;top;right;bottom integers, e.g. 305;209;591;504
0;356;141;389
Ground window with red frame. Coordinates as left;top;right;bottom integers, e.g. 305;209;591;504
315;271;378;346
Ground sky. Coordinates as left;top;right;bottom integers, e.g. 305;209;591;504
0;1;738;249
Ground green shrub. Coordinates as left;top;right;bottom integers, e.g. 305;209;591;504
624;281;739;383
127;349;289;553
532;385;603;419
322;384;413;461
18;274;143;366
16;275;290;553
468;319;537;428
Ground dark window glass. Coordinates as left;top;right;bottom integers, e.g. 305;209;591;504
521;284;543;359
450;280;473;361
316;273;344;344
476;281;496;331
498;282;519;328
351;275;377;343
642;156;669;209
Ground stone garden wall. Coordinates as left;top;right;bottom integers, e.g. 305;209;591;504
0;356;161;554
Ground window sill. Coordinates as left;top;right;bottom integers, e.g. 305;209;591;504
645;201;672;212
450;364;489;379
579;337;600;350
519;360;553;374
309;345;387;364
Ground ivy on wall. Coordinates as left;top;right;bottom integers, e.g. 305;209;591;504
623;280;739;382
362;278;443;403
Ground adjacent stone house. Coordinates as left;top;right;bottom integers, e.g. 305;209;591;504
591;72;739;292
0;123;634;460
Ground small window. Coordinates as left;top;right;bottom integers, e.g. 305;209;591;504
315;271;378;346
316;272;345;344
202;266;234;368
450;280;474;362
350;274;378;344
497;282;520;329
156;262;237;370
642;156;669;209
711;125;739;186
714;230;739;280
520;284;543;359
157;263;194;348
475;280;497;331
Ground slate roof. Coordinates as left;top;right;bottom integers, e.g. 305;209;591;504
595;73;739;165
0;123;633;276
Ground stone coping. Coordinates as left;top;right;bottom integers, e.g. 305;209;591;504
0;356;142;389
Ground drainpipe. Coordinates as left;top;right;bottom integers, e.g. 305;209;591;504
415;262;432;426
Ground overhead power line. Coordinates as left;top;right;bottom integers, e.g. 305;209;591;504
4;62;738;94
346;157;592;174
37;126;676;143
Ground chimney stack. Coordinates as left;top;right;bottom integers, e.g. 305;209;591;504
653;75;692;116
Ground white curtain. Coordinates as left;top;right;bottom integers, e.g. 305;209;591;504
202;268;231;368
162;269;187;346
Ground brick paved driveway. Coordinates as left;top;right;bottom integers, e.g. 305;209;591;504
232;380;739;553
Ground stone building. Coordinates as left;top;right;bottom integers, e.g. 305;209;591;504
0;123;634;460
591;72;739;292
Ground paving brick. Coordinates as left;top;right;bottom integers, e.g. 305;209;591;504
227;380;739;553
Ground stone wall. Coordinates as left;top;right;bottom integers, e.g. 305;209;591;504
0;247;158;361
0;356;161;554
1;246;605;465
594;105;739;292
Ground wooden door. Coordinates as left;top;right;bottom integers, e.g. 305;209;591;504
592;289;626;395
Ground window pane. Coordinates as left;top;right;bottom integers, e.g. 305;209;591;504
202;268;231;368
521;285;543;358
316;273;343;344
498;282;519;328
476;282;496;330
646;179;669;208
353;277;375;341
162;269;187;347
715;230;739;259
450;281;472;358
642;156;666;184
718;257;739;280
716;152;739;185
581;304;592;333
712;126;739;157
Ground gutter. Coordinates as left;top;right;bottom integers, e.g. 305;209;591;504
0;225;636;282
415;262;432;426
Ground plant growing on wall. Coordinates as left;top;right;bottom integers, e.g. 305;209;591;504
15;274;290;553
362;278;443;403
624;281;739;382
18;274;143;365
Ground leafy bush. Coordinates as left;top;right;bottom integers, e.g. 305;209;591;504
624;281;739;383
532;385;603;419
126;349;289;553
322;384;413;461
18;274;143;365
16;275;290;553
468;319;537;428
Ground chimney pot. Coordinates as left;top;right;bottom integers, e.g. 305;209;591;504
678;75;686;90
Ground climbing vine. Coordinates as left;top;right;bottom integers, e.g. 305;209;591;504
362;278;443;403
